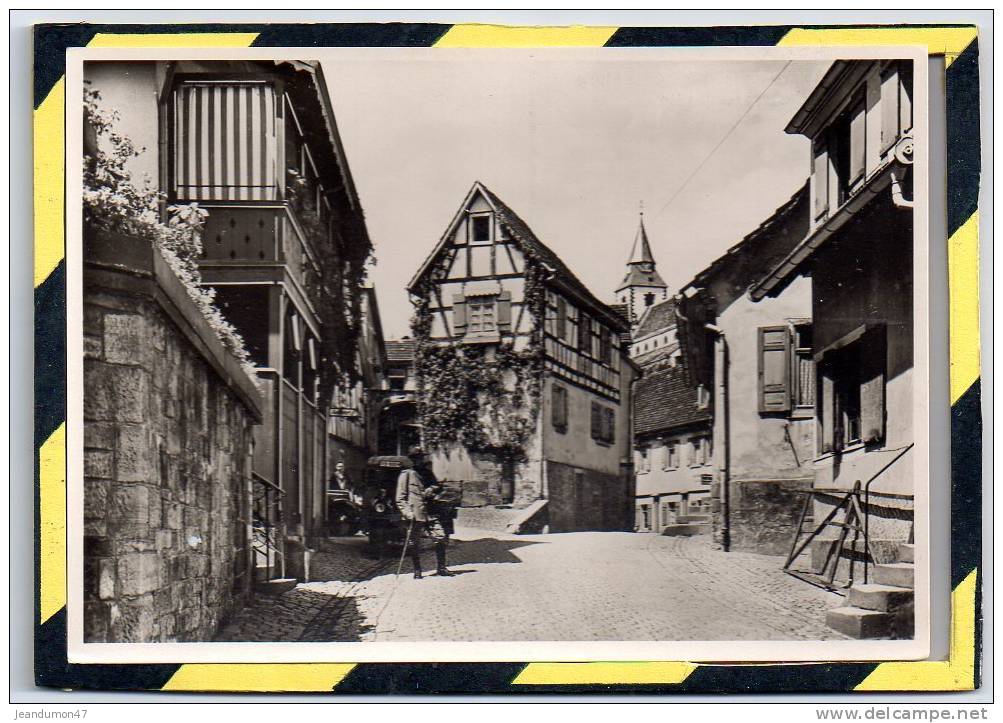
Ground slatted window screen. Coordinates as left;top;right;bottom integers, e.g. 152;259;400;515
173;81;278;201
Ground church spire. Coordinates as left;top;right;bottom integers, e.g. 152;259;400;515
615;204;668;328
627;208;655;267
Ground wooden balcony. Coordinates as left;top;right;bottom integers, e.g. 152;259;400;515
198;203;323;311
201;204;280;263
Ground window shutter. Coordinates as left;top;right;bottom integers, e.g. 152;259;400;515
552;385;567;431
820;371;835;453
849;95;866;185
551;385;560;429
605;408;616;443
452;293;466;334
899;61;913;135
497;291;512;332
556;297;567;339
860;327;887;444
590;401;601;439
880;67;900;153
758;326;792;413
812;140;829;220
579;314;592;354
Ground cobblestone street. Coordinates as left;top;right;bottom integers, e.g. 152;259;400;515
216;525;847;643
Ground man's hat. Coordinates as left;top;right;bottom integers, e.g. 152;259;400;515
407;445;426;458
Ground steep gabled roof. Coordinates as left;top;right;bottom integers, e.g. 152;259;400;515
408;181;628;332
678;182;810;295
634;359;711;437
633;297;677;340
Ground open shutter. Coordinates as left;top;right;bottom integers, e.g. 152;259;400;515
590;402;601;440
860;326;887;444
452;293;466;335
552;385;567;431
579;313;592;354
880;66;900;153
605;408;616;443
497;291;512;332
849;94;866;186
758;326;792;413
898;61;914;135
556;297;567;340
820;370;835;454
812;140;829;220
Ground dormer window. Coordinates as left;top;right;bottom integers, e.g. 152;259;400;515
813;88;866;221
470;214;492;244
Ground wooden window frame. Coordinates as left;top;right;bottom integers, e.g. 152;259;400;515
469;212;493;245
815;324;887;455
792;322;816;418
663;441;678;471
637;446;650;474
467;297;497;334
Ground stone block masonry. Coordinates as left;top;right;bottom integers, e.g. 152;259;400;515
716;478;814;555
83;229;262;642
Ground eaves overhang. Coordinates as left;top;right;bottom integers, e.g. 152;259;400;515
748;160;901;302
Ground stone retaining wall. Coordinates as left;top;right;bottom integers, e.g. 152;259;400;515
719;478;813;555
83;229;261;642
546;461;631;532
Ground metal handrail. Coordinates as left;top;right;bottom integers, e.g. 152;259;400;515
784;443;915;589
861;443;914;583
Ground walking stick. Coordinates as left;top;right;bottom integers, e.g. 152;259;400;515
395;517;416;578
371;517;416;642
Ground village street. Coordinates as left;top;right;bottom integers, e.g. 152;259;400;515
216;521;848;643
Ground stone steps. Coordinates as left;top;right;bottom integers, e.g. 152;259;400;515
826;606;897;639
675;514;711;524
872;562;915;589
254;578;297;595
898;543;914;563
824;542;915;639
455;505;525;533
660;522;710;537
848;583;914;612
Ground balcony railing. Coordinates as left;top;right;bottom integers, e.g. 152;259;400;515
198;203;323;302
201;204;280;262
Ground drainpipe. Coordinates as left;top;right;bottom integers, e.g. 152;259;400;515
890;166;914;209
704;323;731;552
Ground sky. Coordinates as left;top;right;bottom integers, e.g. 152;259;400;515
322;51;830;338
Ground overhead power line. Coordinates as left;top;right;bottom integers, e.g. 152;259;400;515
653;60;793;220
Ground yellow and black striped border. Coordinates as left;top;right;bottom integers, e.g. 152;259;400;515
33;22;982;694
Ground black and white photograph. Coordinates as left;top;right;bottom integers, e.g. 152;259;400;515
66;46;929;662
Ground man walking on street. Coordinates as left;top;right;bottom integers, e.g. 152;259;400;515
396;445;455;579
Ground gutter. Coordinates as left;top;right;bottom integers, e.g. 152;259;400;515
748;160;902;302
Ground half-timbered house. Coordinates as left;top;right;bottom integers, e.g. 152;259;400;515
407;182;638;532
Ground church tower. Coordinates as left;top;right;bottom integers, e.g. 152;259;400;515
615;209;668;327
